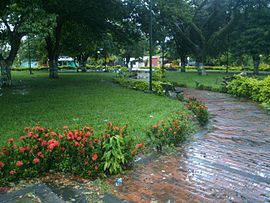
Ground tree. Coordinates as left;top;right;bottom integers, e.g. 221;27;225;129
0;0;54;86
41;0;124;78
60;22;100;72
230;0;270;74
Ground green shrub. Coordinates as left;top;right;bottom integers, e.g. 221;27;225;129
226;75;270;105
259;64;270;71
147;112;193;152
114;77;172;95
153;69;165;81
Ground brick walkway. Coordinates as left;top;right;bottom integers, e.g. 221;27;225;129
109;89;270;203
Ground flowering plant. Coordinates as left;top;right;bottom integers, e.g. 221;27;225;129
185;98;209;126
147;112;193;152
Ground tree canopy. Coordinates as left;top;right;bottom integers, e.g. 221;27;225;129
1;0;270;85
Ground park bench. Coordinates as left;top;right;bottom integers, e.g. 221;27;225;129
162;83;183;98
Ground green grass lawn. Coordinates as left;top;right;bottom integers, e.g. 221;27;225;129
165;71;226;88
0;71;187;145
166;70;269;89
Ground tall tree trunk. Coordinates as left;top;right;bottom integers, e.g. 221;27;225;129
125;56;131;72
48;58;58;78
252;55;260;75
196;52;206;75
80;55;88;72
0;33;22;86
0;60;12;87
45;18;63;79
180;55;187;72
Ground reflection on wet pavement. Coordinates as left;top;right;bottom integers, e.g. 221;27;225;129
109;89;270;203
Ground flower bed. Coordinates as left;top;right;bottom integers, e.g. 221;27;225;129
0;123;144;185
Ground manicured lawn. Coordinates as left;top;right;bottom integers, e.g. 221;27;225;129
166;71;226;88
0;71;187;145
166;71;269;89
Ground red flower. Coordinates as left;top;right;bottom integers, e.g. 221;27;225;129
107;122;113;128
94;138;99;143
28;132;33;137
1;147;7;154
136;143;145;149
10;170;16;175
0;161;5;168
8;138;14;144
152;124;158;129
33;158;40;164
37;152;44;158
38;127;45;132
74;141;80;147
63;126;69;129
47;139;60;151
19;147;26;153
16;161;23;167
92;153;98;161
20;136;25;141
50;132;57;136
25;146;31;151
41;140;47;146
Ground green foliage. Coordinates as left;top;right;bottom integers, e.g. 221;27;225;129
153;69;165;81
101;122;136;175
227;75;270;105
114;77;172;95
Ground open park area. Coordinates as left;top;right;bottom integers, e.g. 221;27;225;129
1;0;270;202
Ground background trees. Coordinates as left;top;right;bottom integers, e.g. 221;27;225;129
230;0;270;74
0;0;50;85
1;0;270;85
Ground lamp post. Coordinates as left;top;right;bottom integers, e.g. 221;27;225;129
149;0;153;91
226;10;230;74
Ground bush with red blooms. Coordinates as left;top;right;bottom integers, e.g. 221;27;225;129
0;123;144;185
147;112;193;152
185;98;209;126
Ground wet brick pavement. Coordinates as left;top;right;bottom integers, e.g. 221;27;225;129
109;89;270;203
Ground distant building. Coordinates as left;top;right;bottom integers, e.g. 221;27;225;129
58;56;78;68
19;60;39;68
128;56;160;69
